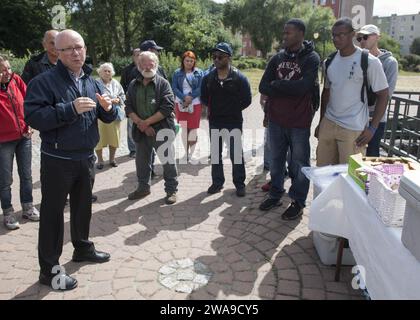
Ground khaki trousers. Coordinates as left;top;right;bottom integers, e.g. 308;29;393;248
316;117;366;166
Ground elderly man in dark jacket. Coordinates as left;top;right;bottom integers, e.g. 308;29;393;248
125;51;178;205
24;29;116;291
21;30;59;84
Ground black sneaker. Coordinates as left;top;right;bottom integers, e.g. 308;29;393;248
129;151;136;158
259;198;281;211
165;192;177;205
282;202;304;220
207;184;223;194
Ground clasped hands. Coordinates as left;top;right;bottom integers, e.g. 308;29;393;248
135;118;156;137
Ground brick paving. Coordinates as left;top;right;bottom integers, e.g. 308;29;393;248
0;94;364;300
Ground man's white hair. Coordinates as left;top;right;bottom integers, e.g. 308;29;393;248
139;51;159;66
97;62;115;77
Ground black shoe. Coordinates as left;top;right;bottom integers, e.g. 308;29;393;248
39;273;78;291
165;192;177;205
259;198;281;211
128;189;151;200
282;202;304;220
129;151;136;158
236;188;246;197
207;184;223;194
96;163;104;170
110;160;118;168
72;249;111;263
91;194;98;203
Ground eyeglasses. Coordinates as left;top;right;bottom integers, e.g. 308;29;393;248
356;34;371;42
56;46;86;54
331;31;353;39
212;54;228;60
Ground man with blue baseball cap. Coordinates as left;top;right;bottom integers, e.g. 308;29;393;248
201;42;252;197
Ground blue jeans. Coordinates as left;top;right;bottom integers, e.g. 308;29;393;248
268;122;310;207
264;128;271;170
366;122;386;157
209;123;246;189
0;138;33;211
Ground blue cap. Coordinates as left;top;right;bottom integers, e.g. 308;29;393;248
211;42;233;56
139;40;163;51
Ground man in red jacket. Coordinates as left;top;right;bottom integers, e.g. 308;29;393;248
0;55;39;230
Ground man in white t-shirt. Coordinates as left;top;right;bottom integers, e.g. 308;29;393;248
316;18;389;165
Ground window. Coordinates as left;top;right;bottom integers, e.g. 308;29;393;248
411;26;414;31
413;16;416;21
400;36;404;40
320;0;326;5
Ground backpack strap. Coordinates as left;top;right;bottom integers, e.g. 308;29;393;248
361;49;369;104
324;51;338;78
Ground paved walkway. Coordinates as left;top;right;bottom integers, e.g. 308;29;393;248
0;95;363;300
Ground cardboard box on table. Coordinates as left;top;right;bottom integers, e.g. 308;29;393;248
348;154;420;192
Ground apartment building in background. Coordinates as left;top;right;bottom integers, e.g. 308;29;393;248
374;12;420;55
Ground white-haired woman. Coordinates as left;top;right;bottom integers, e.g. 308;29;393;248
95;62;126;169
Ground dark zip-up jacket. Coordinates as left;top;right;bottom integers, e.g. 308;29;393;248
201;67;252;126
21;52;56;85
24;60;117;160
125;73;175;142
259;40;320;128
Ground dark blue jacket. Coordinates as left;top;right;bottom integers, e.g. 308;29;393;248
201;67;252;126
24;60;117;160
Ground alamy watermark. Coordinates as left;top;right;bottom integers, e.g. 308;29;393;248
51;265;67;290
351;265;367;290
51;5;67;30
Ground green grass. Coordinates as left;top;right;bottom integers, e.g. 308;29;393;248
242;68;265;96
399;70;420;76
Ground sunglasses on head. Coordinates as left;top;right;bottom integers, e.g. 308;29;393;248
356;34;371;42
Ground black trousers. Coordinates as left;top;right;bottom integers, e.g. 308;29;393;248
38;153;95;276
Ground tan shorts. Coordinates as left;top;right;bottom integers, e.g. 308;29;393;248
316;117;366;166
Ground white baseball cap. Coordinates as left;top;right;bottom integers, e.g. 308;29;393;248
357;24;380;35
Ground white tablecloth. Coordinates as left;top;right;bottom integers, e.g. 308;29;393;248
309;174;420;300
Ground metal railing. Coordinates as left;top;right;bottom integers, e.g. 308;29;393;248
381;91;420;162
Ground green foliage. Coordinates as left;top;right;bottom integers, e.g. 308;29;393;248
159;51;212;83
297;5;336;61
400;54;420;72
169;0;236;59
223;0;335;59
106;56;132;76
410;37;420;56
0;0;51;57
232;57;266;70
379;33;401;61
0;50;28;76
224;0;298;57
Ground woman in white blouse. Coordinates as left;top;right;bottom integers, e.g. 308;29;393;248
95;63;126;169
